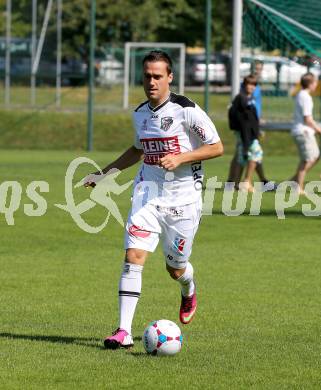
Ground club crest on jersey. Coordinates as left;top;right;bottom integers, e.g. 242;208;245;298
161;117;173;131
173;236;186;256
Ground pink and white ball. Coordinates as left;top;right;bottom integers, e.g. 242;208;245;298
142;319;183;356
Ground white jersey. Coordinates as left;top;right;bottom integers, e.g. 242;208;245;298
132;92;220;207
292;89;314;136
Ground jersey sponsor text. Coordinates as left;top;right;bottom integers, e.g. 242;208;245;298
141;136;181;165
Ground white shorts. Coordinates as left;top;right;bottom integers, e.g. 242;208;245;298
293;132;320;162
124;200;202;269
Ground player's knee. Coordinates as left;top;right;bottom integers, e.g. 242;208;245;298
125;248;146;265
166;263;185;280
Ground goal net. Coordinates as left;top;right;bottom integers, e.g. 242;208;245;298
242;0;321;127
123;42;186;109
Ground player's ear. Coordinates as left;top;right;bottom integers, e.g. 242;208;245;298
168;72;173;84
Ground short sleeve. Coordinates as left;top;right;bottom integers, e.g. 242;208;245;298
134;132;143;149
301;93;313;117
184;104;221;144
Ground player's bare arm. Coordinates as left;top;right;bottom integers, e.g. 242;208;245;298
100;146;144;174
304;115;321;134
159;141;224;171
84;146;143;187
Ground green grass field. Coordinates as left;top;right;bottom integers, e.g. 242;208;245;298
1;150;321;389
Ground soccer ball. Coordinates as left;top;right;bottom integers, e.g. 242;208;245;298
142;319;183;356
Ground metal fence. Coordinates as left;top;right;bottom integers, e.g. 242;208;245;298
1;0;320;124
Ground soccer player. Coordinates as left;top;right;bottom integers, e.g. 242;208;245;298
84;50;223;349
290;72;321;194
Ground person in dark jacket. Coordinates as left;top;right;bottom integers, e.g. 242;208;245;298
230;74;263;192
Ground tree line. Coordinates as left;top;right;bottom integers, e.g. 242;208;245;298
0;0;232;58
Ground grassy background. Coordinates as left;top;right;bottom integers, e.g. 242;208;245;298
0;86;305;155
1;150;321;389
0;107;300;155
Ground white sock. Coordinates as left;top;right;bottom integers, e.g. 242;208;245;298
177;262;195;297
118;262;143;335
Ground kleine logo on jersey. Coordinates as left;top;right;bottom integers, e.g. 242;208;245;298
140;136;181;165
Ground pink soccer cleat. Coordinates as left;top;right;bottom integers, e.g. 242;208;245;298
103;328;134;350
179;289;197;325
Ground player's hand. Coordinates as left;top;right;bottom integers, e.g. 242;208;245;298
82;167;119;188
159;154;182;171
83;172;103;188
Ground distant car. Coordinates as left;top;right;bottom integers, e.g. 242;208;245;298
96;54;123;86
59;58;87;86
38;58;87;86
0;37;88;85
185;53;229;85
240;55;321;86
0;56;87;86
279;59;320;84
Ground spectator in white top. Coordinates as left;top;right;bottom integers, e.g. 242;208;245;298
291;72;321;194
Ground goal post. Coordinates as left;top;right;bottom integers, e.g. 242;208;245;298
123;42;186;109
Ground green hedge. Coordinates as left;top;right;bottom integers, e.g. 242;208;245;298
0;108;298;155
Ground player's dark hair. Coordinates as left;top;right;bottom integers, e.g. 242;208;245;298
301;72;315;89
252;59;263;74
243;74;257;86
142;50;173;75
254;59;264;66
